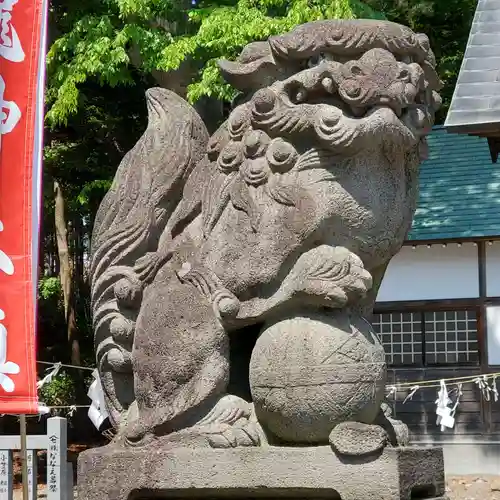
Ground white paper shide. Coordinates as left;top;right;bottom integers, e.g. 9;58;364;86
88;369;109;429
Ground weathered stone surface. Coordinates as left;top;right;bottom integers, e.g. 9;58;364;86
250;310;386;444
88;15;442;487
329;421;388;456
90;89;209;429
78;445;447;500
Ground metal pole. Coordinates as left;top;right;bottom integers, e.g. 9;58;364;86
19;415;28;500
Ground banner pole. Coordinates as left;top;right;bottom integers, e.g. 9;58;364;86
20;415;28;500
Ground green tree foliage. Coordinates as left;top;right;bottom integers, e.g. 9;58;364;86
46;0;383;126
44;80;148;224
38;372;77;409
362;0;477;123
40;80;148;370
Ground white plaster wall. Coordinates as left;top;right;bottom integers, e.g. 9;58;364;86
486;242;500;297
414;442;500;475
487;305;500;366
376;243;479;302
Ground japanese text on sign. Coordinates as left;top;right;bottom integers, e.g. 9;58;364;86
0;450;10;495
48;434;59;493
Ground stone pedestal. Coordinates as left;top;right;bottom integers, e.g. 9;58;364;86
78;445;447;500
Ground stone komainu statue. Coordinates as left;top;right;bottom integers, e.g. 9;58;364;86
91;19;440;453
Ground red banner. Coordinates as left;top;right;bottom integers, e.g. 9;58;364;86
0;0;48;413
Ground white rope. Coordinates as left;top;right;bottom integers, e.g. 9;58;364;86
402;385;420;404
36;362;61;389
386;372;500;394
17;405;90;419
35;361;500;409
42;404;90;409
37;360;94;371
34;362;500;391
386;385;397;397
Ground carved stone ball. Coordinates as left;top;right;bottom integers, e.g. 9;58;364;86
114;277;142;309
109;315;134;344
106;347;132;373
252;88;276;113
249;311;387;444
266;138;297;173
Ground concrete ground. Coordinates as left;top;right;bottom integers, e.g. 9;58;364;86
446;476;500;499
11;476;500;499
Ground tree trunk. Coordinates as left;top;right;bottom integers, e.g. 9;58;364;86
53;180;80;366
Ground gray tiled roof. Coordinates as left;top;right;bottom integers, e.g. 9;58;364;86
444;0;500;131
